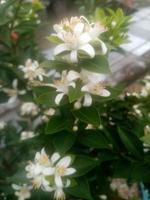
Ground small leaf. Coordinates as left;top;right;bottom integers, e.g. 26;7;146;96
47;35;62;44
68;83;84;103
53;132;76;154
79;55;110;74
73;107;101;127
66;178;93;200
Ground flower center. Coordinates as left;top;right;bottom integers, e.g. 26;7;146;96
56;166;66;176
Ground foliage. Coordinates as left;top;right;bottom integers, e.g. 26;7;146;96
0;1;150;200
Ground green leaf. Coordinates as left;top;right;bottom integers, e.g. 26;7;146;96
79;55;110;74
46;116;73;134
47;35;62;44
35;91;56;107
73;155;98;177
117;127;142;158
66;178;93;200
73;107;101;127
79;131;109;149
53;132;76;154
140;134;150;146
68;83;84;103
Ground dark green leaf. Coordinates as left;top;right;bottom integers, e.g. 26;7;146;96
66;178;93;200
73;155;98;177
79;131;109;149
73;107;101;127
53;132;76;154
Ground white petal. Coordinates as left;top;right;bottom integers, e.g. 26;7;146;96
8;96;17;104
65;179;71;187
54;44;69;55
12;184;20;190
55;175;63;187
55;93;65;105
78;32;91;45
56;156;71;168
74;23;84;36
70;50;78;63
69;82;76;88
67;70;80;82
99;89;110;97
81;85;89;92
43;167;55;175
64;168;76;176
79;44;95;58
83;94;92;107
51;152;61;164
99;40;107;55
12;79;18;89
53;24;63;33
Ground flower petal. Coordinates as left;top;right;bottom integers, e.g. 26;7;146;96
67;70;80;82
55;175;63;187
79;44;95;58
64;168;76;176
99;40;107;55
56;156;71;168
78;32;91;45
74;23;84;36
54;44;69;55
81;85;89;92
12;184;20;190
51;152;61;164
43;167;55;175
83;94;92;107
70;50;78;63
55;93;65;105
99;89;110;97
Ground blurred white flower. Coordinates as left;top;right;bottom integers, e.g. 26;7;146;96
52;16;107;63
81;70;110;106
50;70;80;105
12;184;32;200
42;108;56;122
0;121;7;130
19;59;46;82
25;149;60;190
132;104;142;117
141;82;150;97
20;102;39;116
54;156;76;188
20;131;35;141
3;79;26;103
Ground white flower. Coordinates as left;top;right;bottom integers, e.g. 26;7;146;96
20;102;39;116
20;131;35;141
19;59;46;82
132;104;142;117
12;184;32;200
42;108;56;122
52;16;107;63
0;121;6;130
54;156;76;188
25;149;60;190
50;70;80;105
3;79;26;103
141;82;150;97
81;70;110;106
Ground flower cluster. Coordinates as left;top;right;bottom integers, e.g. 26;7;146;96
50;16;107;63
49;69;110;106
12;149;76;200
